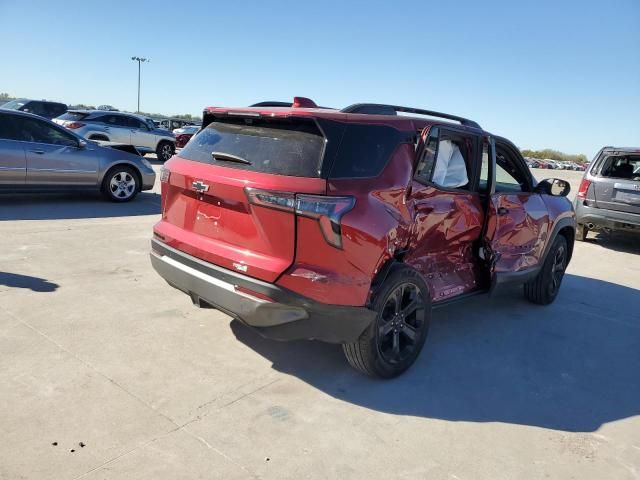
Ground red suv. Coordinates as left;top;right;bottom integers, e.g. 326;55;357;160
151;97;576;378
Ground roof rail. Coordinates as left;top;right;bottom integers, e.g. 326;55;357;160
340;103;481;129
249;101;293;107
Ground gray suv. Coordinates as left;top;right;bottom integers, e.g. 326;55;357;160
575;146;640;241
54;110;176;161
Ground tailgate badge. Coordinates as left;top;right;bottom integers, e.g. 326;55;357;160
192;180;210;193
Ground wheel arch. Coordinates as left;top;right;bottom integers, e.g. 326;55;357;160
99;162;143;191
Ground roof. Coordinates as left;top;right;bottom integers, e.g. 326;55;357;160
204;97;484;133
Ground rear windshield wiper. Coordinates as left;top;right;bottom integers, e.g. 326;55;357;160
211;152;252;165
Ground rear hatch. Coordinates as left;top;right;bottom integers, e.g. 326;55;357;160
53;111;90;127
592;154;640;214
155;115;329;282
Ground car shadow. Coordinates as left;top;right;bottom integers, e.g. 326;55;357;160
0;192;160;220
586;232;640;255
0;272;59;292
231;274;640;433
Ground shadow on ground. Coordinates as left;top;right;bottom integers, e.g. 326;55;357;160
0;272;59;292
586;231;640;255
0;192;160;220
232;274;640;432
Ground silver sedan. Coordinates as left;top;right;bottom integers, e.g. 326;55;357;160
0;109;156;202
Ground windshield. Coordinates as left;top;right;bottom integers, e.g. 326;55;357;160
145;118;156;130
1;99;27;110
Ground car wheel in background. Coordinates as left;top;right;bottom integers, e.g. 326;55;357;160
102;166;140;202
524;235;568;305
156;141;175;162
343;265;431;378
576;223;589;242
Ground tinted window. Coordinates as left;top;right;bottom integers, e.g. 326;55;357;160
127;117;147;130
45;103;67;118
180;118;325;177
14;117;78;146
23;101;47;117
328;124;406;178
0;113;21;140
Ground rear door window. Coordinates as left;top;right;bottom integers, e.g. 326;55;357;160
328;124;406;178
179;118;326;177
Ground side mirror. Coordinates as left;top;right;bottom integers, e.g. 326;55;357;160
77;139;87;149
535;178;570;197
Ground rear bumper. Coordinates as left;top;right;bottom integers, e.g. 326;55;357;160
150;239;375;343
575;202;640;233
141;171;156;190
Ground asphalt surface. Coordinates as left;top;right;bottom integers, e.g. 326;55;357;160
1;166;639;479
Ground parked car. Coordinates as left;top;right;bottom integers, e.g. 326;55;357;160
575;146;640;241
0;110;155;201
150;97;575;378
173;125;200;148
158;118;195;131
1;98;67;119
53;110;176;162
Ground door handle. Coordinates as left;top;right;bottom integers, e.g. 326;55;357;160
104;127;110;130
30;150;45;154
497;207;509;215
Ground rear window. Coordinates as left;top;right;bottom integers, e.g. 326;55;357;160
599;155;640;179
179;118;325;177
57;112;90;121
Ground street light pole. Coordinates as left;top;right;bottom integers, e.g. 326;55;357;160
130;56;149;113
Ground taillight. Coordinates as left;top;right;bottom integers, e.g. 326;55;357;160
159;167;170;183
295;194;355;248
577;178;591;199
65;122;85;129
245;188;355;248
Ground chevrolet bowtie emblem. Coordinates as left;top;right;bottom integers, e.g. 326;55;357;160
192;180;210;193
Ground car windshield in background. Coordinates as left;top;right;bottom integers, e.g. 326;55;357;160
1;99;27;110
179;120;325;177
56;111;90;121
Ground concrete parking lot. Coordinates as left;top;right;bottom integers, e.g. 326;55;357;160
1;166;639;479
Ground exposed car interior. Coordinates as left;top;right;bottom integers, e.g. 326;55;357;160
601;155;640;180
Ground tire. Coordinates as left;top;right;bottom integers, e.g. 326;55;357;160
89;134;109;142
576;223;588;242
102;166;140;202
156;141;175;162
343;265;431;378
524;235;568;305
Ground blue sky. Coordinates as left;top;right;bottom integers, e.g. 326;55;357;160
1;0;638;158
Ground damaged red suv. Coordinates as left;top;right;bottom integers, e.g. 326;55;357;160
151;97;576;378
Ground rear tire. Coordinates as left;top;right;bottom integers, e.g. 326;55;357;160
102;166;140;202
343;265;431;378
576;223;588;242
524;235;568;305
156;141;175;162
